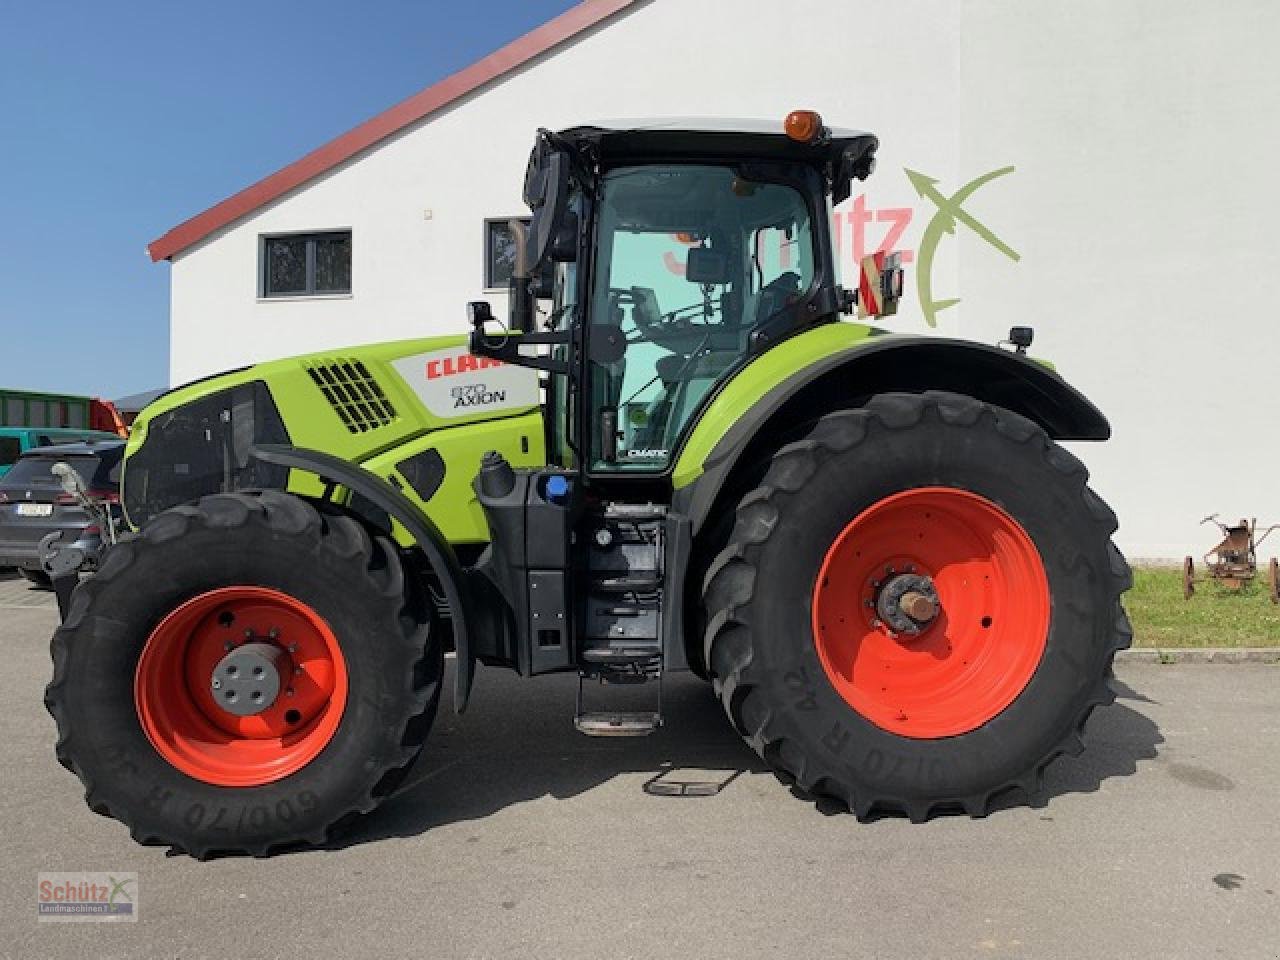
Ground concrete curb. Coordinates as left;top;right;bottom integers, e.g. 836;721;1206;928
1117;648;1280;664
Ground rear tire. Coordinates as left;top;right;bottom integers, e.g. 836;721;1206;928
21;569;52;589
702;391;1131;821
45;491;442;856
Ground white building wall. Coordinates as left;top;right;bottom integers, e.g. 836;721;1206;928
168;0;1280;560
953;0;1280;560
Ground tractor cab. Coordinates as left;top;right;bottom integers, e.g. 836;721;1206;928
463;115;891;733
469;115;885;479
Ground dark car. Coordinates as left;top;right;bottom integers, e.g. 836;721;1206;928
0;440;124;586
0;426;123;479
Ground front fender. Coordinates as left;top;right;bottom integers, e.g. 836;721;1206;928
250;444;477;713
672;325;1109;534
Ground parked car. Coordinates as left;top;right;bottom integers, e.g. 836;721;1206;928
0;440;124;586
0;426;122;479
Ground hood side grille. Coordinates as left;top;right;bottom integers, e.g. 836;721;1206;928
305;359;398;433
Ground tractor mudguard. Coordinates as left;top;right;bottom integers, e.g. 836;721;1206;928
250;444;477;712
672;330;1110;536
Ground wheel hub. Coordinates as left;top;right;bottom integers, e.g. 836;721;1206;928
210;641;290;717
874;573;940;636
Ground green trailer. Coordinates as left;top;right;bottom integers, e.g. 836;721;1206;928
0;389;93;430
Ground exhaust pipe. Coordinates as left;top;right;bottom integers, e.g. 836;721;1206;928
508;219;534;333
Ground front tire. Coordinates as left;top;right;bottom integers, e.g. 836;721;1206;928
702;392;1131;821
46;491;442;856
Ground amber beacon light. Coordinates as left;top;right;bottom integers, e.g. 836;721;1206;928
784;109;826;144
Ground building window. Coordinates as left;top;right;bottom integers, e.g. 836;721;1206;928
484;217;555;291
262;231;351;297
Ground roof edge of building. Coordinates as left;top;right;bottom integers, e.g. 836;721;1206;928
147;0;644;263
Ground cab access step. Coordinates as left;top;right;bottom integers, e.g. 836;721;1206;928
575;649;663;736
473;454;668;736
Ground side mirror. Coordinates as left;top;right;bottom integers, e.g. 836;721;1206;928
857;251;903;319
524;151;569;274
548;212;578;263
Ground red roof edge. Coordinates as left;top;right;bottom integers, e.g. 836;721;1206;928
147;0;642;262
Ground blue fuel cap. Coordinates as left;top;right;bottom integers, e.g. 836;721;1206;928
544;475;570;503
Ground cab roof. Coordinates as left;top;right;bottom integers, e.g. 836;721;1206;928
567;117;873;138
554;117;879;200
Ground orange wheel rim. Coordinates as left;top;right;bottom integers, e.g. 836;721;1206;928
134;586;348;786
811;487;1049;739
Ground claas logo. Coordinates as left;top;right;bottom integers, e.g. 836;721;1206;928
425;354;505;380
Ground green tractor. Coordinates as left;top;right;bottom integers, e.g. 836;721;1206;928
46;114;1130;856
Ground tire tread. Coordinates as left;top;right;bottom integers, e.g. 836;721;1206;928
701;391;1131;821
46;492;439;857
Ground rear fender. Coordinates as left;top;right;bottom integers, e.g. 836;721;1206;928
673;330;1110;536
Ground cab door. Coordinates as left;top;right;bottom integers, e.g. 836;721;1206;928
583;164;818;474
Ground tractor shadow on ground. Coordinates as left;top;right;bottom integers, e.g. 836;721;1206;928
327;663;768;849
985;675;1164;816
324;662;1164;849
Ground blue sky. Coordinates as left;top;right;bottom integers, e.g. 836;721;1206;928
0;0;577;400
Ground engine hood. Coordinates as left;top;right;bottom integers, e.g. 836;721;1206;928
123;335;541;528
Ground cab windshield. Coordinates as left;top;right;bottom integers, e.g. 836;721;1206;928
587;164;814;470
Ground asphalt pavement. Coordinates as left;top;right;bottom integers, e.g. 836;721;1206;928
1;571;1277;960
